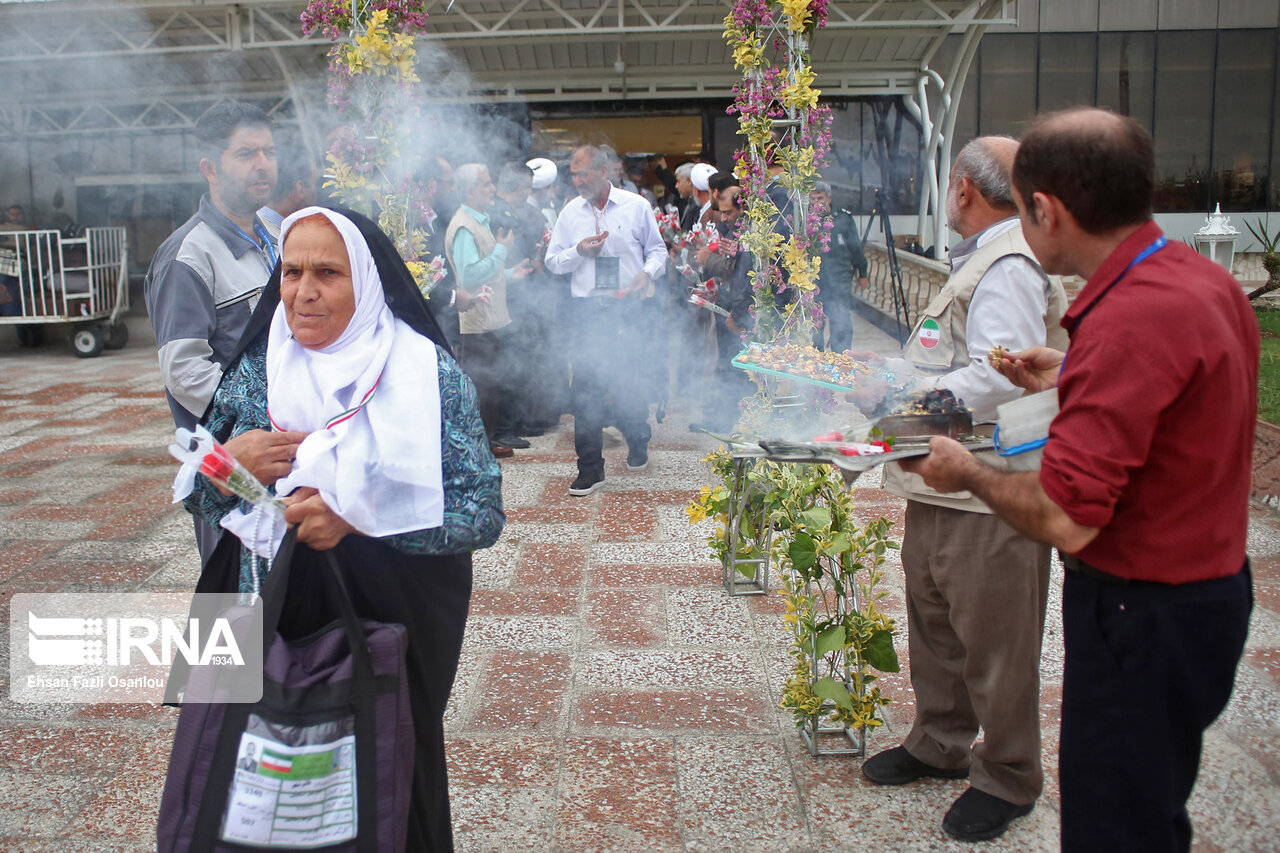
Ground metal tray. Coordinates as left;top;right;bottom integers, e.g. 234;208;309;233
731;349;897;394
726;438;993;473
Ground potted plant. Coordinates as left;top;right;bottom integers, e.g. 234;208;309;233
1245;218;1280;301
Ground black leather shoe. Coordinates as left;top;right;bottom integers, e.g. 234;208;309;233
860;746;970;786
942;787;1034;842
492;434;531;449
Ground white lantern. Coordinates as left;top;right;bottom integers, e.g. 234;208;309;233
1194;204;1240;271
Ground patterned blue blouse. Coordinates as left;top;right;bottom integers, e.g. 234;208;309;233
185;337;504;592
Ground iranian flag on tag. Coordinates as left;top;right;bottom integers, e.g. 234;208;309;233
918;319;941;349
260;752;292;774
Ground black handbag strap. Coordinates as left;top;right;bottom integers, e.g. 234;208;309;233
190;531;380;853
324;551;380;853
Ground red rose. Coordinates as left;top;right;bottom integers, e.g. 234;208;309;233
200;453;235;482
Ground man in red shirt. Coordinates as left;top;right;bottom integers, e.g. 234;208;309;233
903;107;1256;852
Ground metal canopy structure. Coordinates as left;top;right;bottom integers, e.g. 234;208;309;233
0;0;1012;248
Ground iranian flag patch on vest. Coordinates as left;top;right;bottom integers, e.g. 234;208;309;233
918;318;940;349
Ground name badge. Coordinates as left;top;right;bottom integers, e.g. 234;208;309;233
593;256;620;295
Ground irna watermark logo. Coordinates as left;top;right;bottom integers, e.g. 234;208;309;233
11;593;263;704
27;611;245;667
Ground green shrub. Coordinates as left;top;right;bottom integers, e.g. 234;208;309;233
1256;309;1280;424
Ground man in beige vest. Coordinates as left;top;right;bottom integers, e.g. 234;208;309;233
861;137;1069;842
445;162;533;456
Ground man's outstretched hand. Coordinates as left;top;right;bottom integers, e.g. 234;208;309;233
991;346;1065;394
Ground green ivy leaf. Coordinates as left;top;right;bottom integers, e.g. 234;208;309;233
865;629;900;673
800;507;831;530
789;532;817;573
815;625;846;657
814;677;854;710
822;532;852;556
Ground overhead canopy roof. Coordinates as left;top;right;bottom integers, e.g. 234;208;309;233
0;0;1014;138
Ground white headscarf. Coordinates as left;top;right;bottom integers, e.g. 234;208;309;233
256;207;443;540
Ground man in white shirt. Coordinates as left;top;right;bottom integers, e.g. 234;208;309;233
545;145;667;495
861;137;1069;843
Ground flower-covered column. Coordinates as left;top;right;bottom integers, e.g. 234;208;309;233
301;0;445;294
724;1;832;346
700;0;900;748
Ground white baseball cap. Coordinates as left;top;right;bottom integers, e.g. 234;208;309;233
526;157;558;190
690;163;718;192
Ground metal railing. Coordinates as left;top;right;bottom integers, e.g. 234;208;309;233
856;241;950;334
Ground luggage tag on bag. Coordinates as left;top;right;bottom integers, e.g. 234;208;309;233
220;714;359;848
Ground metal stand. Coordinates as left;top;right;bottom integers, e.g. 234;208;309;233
796;565;868;758
723;456;772;595
862;187;911;342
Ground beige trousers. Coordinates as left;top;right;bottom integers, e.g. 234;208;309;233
901;500;1051;806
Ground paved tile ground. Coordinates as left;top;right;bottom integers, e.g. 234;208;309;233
0;315;1277;851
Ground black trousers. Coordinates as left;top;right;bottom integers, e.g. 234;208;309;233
278;539;474;853
706;316;753;431
457;326;519;440
509;308;568;428
567;298;651;477
1059;561;1252;853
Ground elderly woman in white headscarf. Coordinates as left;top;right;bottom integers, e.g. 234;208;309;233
181;206;503;852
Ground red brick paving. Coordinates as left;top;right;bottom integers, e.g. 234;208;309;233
470;651;571;731
513;543;588;586
574;689;778;733
585;588;667;647
469;588;579;618
555;737;681;850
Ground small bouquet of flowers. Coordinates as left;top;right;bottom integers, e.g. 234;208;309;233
688;291;730;318
655;210;683;247
423;255;447;289
678;221;710;253
406;255;448;298
168;425;285;514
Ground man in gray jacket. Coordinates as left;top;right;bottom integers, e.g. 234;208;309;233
145;101;303;556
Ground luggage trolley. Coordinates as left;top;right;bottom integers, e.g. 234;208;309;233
0;227;130;357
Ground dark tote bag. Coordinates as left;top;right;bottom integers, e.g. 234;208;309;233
158;529;414;853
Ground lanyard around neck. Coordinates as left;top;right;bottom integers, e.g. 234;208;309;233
230;219;278;271
1074;235;1167;329
1060;235;1167;377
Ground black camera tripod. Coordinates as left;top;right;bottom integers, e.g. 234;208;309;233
861;187;911;343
